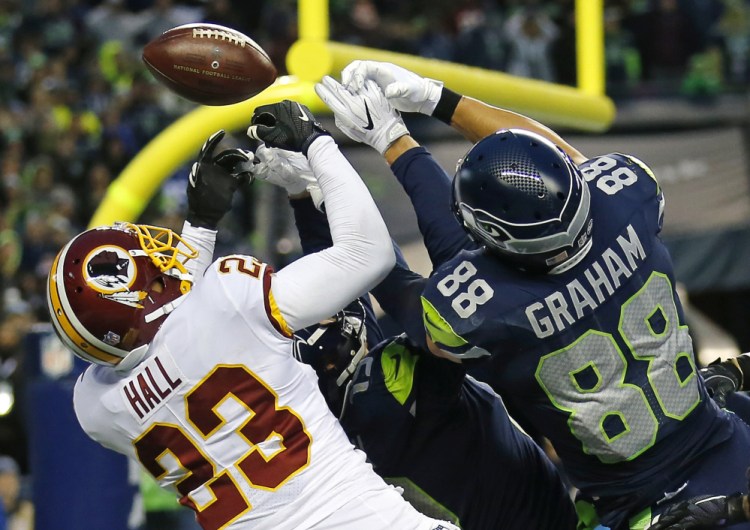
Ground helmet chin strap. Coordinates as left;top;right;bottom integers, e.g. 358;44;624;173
336;339;368;387
116;290;190;371
143;293;189;323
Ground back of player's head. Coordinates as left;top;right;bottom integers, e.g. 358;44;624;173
452;128;593;274
293;299;367;416
47;223;197;367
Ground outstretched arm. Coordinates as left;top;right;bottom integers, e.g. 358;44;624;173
288;194;383;347
247;100;395;332
341;60;587;165
315;76;475;271
274;136;394;331
179;130;253;280
384;136;477;269
255;140;437;350
448;96;586;164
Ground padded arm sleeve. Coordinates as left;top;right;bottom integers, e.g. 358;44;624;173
273;136;395;331
390;147;477;269
178;220;217;282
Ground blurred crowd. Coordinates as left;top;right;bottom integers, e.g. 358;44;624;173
330;0;750;97
0;0;746;522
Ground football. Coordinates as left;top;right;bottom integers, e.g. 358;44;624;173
142;23;277;106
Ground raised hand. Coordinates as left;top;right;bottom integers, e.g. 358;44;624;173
246;100;329;155
341;60;443;115
648;494;748;530
701;357;742;408
187;130;253;230
252;144;323;207
315;76;408;155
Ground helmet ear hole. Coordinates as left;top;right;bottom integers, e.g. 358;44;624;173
150;277;166;293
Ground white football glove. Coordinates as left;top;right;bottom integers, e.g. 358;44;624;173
252;144;324;208
314;76;409;155
341;60;444;116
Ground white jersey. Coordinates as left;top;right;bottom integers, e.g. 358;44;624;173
72;137;457;530
74;256;408;530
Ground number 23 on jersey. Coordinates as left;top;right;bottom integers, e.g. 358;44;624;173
133;366;312;530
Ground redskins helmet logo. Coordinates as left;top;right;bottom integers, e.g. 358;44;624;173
83;246;136;294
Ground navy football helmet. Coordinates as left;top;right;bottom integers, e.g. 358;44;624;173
293;300;367;416
452;129;593;273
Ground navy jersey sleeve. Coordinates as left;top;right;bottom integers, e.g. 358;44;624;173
623;153;665;234
370;244;430;351
290;196;332;255
391;146;478;269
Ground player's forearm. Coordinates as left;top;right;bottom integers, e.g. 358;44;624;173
386;143;477;268
384;135;419;165
371;258;431;350
308;137;393;268
441;93;587;165
273;136;395;331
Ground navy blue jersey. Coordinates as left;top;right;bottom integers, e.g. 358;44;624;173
289;195;577;530
421;154;735;507
342;334;577;530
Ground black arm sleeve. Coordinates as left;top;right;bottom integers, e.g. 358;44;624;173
369;242;430;351
390;147;478;270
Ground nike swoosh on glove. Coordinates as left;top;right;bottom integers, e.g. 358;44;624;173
315;76;408;155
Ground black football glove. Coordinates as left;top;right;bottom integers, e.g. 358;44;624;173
648;494;747;530
187;130;253;230
701;357;742;409
246;100;329;155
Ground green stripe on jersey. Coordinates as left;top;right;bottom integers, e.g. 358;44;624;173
421;296;468;349
381;341;419;405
